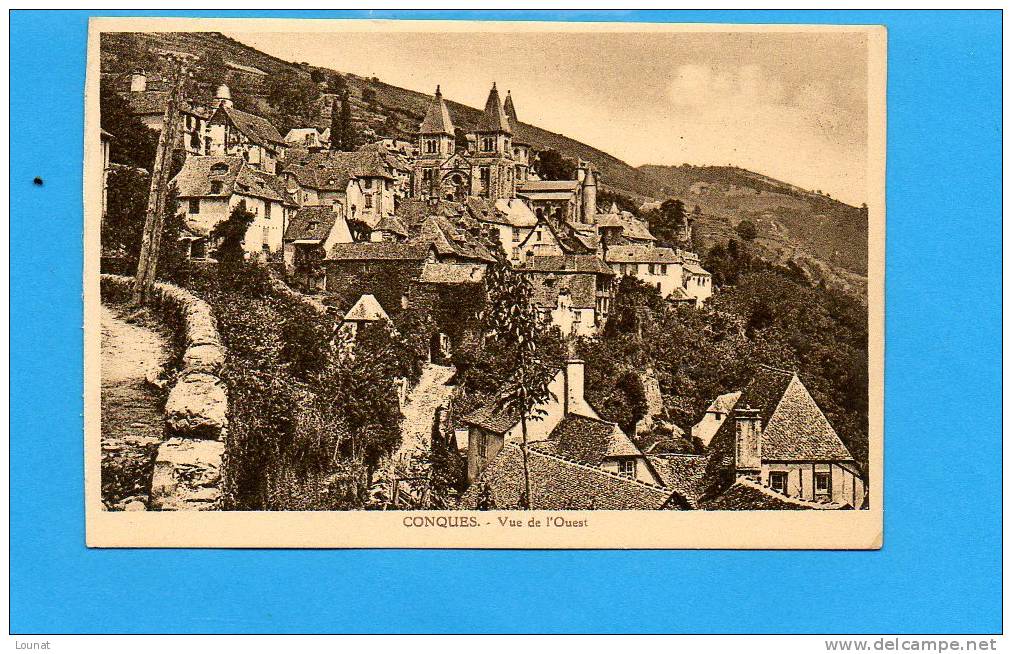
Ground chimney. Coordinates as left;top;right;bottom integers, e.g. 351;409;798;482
129;71;147;92
563;358;585;416
734;407;762;478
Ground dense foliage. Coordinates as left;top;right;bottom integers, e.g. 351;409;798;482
99;78;159;170
588;244;869;471
532;148;577;181
183;209;420;509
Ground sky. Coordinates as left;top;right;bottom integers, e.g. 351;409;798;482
226;28;870;205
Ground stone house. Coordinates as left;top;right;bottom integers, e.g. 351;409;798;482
520;255;614;337
702;365;866;508
681;251;713;305
205;86;287;174
339;293;391;340
605;245;685;298
284;127;328;150
458;442;687;510
461;359;660;485
323;241;437;312
172;155;295;258
690;391;742;446
121;71;212;158
282;147;397;227
282;205;353;289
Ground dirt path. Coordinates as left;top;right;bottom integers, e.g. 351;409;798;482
100;303;171;510
394;363;456;463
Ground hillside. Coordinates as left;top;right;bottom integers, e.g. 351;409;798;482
638;165;868;277
100;30;868;288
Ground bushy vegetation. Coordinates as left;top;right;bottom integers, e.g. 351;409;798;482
586;242;869;471
183;205;423;510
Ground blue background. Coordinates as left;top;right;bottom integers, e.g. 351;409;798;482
10;10;1002;634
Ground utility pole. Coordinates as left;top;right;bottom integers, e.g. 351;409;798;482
132;59;185;305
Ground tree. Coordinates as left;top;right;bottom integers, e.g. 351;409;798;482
647;198;688;247
329;97;343;151
339;92;356;151
532;149;576;181
192;50;226;89
211;200;255;267
102;166;150;260
480;253;559;508
735;219;758;241
99;79;159;170
265;70;320;133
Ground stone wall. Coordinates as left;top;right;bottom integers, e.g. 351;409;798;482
100;274;228;511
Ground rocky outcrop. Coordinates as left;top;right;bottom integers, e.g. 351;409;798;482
101;274;228;511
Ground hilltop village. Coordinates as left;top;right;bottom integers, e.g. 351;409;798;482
100;70;867;512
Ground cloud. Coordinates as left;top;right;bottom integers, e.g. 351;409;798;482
668;63;785;108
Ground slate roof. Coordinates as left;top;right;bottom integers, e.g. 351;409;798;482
396;198;466;229
683;262;711;276
285;148;395;192
595;212;656;242
527;271;599;310
343;294;390;322
461;401;521;435
646;454;709;508
171;156;287;204
374;213;409;237
700;478;842;511
502;91;532;145
520;255;614;276
605;245;680;264
534;414;642;466
704;366;856;490
212;105;285;147
418;87;455;136
706;391;742;415
125;91;211;118
475;84;512;134
326;242;433;261
459;444;682;511
518;180;581;192
417;262;485;284
414;216;496;263
285;206;343;242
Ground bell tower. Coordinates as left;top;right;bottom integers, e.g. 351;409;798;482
469;83;516;200
414;85;456;198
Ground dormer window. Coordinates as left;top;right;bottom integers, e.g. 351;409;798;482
619;460;635;477
481;137;495;152
210;162;229;175
210;180;223;194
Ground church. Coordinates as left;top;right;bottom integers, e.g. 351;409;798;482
411;82;594;226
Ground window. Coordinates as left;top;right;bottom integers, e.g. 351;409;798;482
188;199;200;214
210;163;229;175
769;472;788;494
480;432;488;458
482;137;495;152
364;194;373;209
364;178;372;190
648;263;655;275
424;138;436;154
660;264;667;275
619;460;635;477
480;167;491;194
264;202;271;221
815;472;831;496
210;180;223;194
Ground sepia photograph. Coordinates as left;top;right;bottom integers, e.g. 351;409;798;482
84;17;885;548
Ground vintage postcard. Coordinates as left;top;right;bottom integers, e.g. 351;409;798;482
84;17;884;548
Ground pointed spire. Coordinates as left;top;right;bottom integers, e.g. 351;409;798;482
476;82;512;134
419;85;454;136
503;89;518;123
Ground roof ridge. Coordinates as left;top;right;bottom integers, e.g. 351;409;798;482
734;477;842;509
514;443;672;494
757;363;796;375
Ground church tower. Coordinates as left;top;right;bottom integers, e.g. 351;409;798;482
413;85;456;198
503;90;532;185
469;83;516;200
